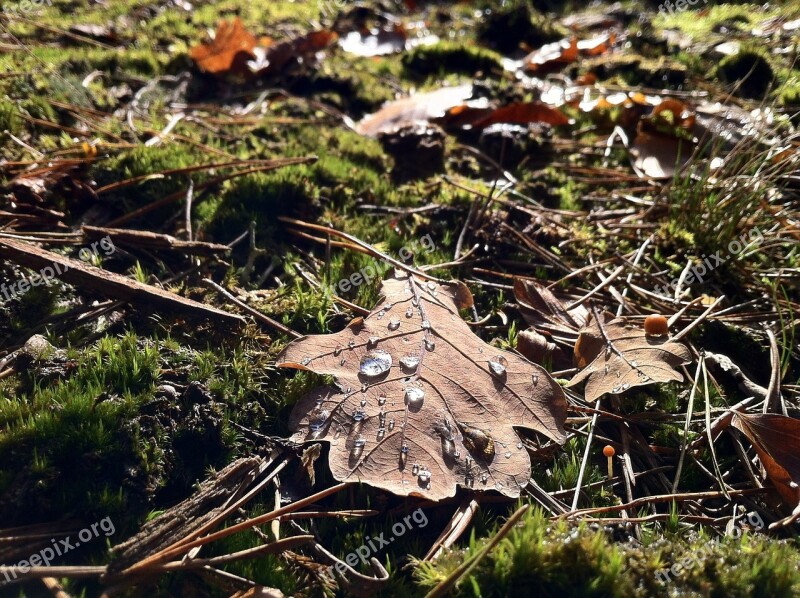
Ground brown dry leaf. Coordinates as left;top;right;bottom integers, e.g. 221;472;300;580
248;30;338;76
576;31;616;56
513;278;587;337
340;25;409;56
441;102;569;129
630;130;693;179
356;85;477;137
190;18;258;76
567;312;692;401
513;279;586;370
731;413;800;510
277;270;567;500
630;98;697;179
522;38;578;74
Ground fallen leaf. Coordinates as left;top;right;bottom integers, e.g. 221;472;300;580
339;25;408;56
630;130;693;179
356;85;479;137
514;278;587;337
190;18;258;76
576;31;616;56
514;278;586;370
630;98;697;179
248;30;338;76
190;20;336;78
522;38;578;74
277;270;567;500
731;413;800;513
441;102;569;129
567;312;691;401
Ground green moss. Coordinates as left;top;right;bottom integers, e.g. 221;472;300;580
716;50;775;99
475;0;562;54
91;145;197;211
414;506;800;597
403;42;503;80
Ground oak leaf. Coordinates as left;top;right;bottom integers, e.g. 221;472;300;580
731;413;800;513
277;271;567;500
190;18;258;77
567;312;691;401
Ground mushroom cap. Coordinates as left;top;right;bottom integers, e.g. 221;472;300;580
644;314;669;336
602;444;615;457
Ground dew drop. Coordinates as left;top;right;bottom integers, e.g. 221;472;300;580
400;355;420;371
604;365;609;374
350;436;366;460
388;318;400;331
376;310;386;320
418;469;431;484
488;356;507;377
353;410;367;422
334;346;342;356
404;387;425;408
412;463;420;475
465;474;474;488
378;396;386;406
348;340;356;349
367;336;379;349
425;339;435;351
340;358;346;366
301;357;311;366
421;319;431;330
532;373;539;385
359;350;393;378
309;408;330;437
399;443;409;468
377;427;385;439
360;398;367;407
504;451;512;459
426;281;437;291
406;307;414;318
412;296;419;307
389;418;395;431
442;437;455;458
333;426;342;440
516;442;523;449
480;473;488;484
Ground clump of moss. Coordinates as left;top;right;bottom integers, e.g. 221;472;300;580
413;507;800;597
91;145;197;215
403;42;503;79
476;1;561;54
716;50;775;99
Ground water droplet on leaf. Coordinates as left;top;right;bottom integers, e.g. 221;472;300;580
359;350;392;378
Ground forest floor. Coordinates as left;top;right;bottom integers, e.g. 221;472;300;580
1;0;800;596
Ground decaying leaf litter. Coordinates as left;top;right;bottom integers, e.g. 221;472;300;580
0;0;799;595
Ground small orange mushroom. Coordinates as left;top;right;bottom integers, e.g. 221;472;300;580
603;444;615;479
644;314;669;337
